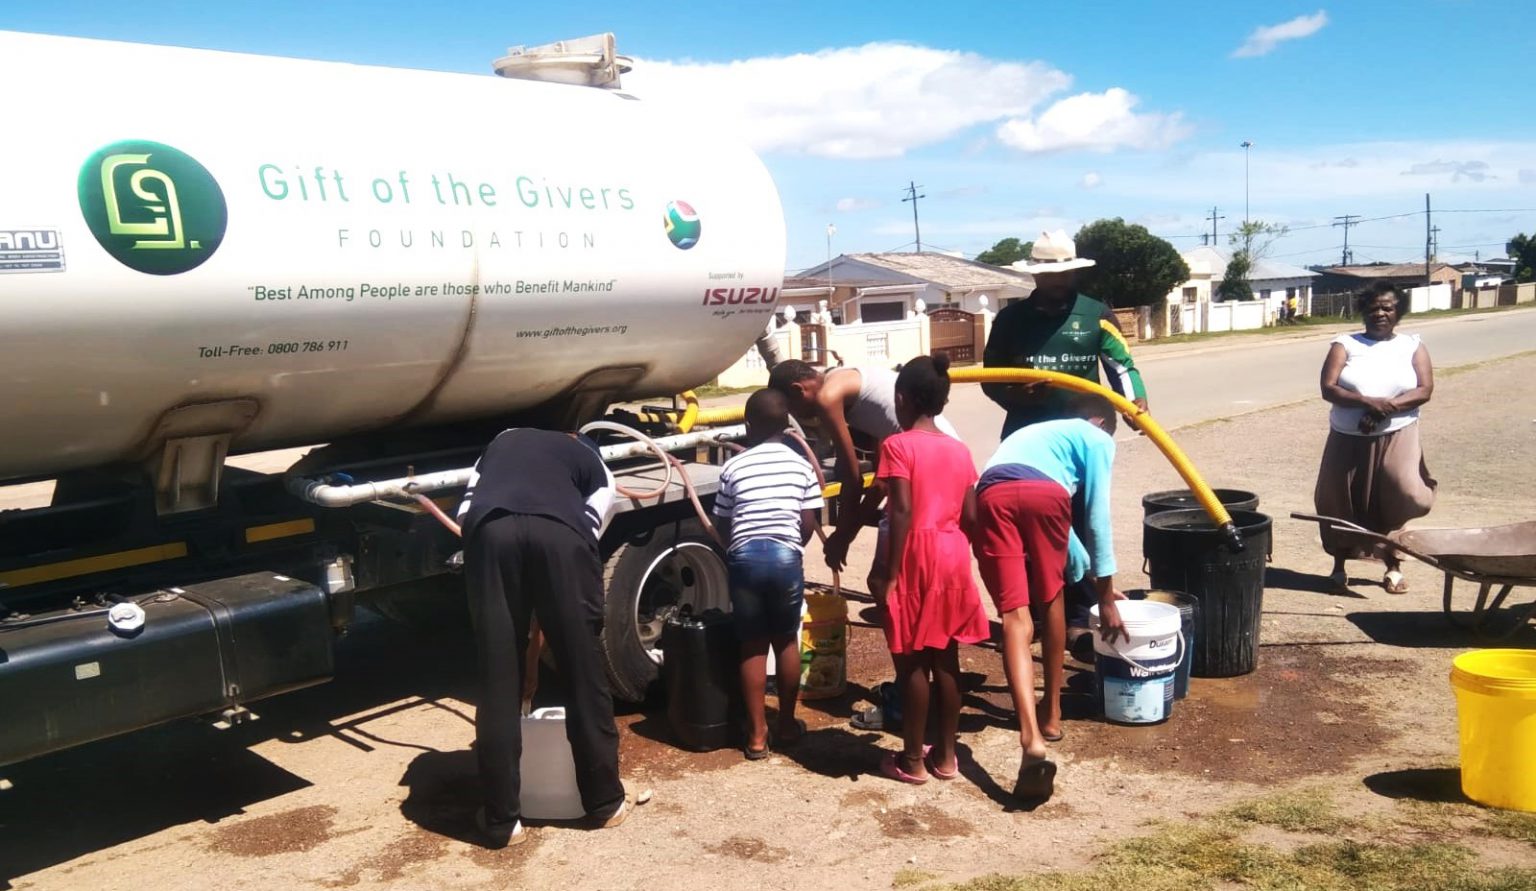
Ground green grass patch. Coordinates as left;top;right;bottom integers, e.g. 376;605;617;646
1483;811;1536;847
893;868;940;888
940;794;1536;891
692;382;760;399
1224;786;1352;833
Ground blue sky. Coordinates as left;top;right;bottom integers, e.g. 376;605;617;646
8;0;1535;271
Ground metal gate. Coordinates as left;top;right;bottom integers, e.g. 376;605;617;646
927;308;978;365
800;323;828;366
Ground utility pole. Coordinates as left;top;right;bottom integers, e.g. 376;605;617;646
901;181;925;253
1430;225;1441;262
1333;214;1361;266
1240;141;1253;247
825;222;836;298
1425;193;1432;291
1206;206;1225;246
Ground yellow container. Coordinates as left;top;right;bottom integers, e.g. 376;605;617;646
800;589;848;700
1450;649;1536;812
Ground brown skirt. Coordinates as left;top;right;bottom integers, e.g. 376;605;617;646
1313;422;1437;561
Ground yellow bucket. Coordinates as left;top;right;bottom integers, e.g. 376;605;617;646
799;589;847;700
1450;649;1536;812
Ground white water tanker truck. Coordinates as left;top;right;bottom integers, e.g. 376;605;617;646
0;31;789;767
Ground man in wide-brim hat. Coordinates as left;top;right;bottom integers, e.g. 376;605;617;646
983;229;1148;435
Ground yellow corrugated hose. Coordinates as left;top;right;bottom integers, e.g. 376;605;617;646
633;391;741;432
948;366;1244;550
674;390;701;433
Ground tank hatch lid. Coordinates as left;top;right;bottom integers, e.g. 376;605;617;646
493;33;633;89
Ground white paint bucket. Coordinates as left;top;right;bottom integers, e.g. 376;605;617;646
1091;600;1184;725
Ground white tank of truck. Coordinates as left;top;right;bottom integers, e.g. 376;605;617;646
0;31;785;481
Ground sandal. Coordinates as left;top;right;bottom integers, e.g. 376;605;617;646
924;750;959;781
880;751;928;785
1013;758;1057;802
850;705;884;731
1383;570;1409;595
744;742;771;761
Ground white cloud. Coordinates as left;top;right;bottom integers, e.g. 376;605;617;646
994;88;1190;154
1080;172;1103;189
834;197;881;212
1403;159;1495;182
626;43;1071;159
1232;11;1329;58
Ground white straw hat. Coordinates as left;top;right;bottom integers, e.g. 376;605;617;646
1011;229;1096;273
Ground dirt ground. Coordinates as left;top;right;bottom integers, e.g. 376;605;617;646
3;353;1535;890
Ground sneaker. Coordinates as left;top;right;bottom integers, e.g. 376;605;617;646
591;801;627;829
475;807;527;848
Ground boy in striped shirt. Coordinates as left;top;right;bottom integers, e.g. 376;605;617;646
713;389;824;759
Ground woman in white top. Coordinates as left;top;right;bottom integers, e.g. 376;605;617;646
1313;281;1436;594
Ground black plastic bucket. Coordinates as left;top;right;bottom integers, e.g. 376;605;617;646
661;606;739;751
1142;488;1259;519
1127;589;1199;699
1143;509;1271;678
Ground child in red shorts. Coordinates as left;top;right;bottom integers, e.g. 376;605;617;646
975;392;1128;801
873;354;991;784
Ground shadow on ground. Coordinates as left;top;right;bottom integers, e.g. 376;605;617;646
0;611;478;887
1348;610;1536;649
1266;566;1369;597
1362;766;1469;804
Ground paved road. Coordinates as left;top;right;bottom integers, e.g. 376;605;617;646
3;308;1532;511
938;306;1536;448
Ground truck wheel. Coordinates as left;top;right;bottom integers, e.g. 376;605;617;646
601;520;730;702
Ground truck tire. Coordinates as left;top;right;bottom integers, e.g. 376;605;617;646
601;519;730;702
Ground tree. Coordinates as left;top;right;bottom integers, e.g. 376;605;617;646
1230;220;1289;263
1215;220;1288;302
975;237;1032;267
1216;250;1253;301
1073;218;1191;308
1509;233;1536;283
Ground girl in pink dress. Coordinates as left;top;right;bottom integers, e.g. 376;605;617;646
874;354;991;783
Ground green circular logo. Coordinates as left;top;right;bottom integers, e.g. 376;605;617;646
78;140;227;275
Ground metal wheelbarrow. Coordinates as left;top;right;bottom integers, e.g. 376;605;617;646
1292;512;1536;639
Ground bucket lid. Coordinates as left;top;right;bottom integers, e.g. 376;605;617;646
1451;649;1536;699
1090;599;1182;634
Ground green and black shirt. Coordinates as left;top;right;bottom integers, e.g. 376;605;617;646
982;292;1147;438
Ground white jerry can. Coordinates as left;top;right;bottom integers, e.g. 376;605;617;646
519;707;585;819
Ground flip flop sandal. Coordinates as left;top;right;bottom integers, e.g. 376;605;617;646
1041;728;1064;743
880;751;928;785
1383;570;1409;595
1013;759;1057;802
850;705;884;731
743;741;771;761
924;750;959;781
